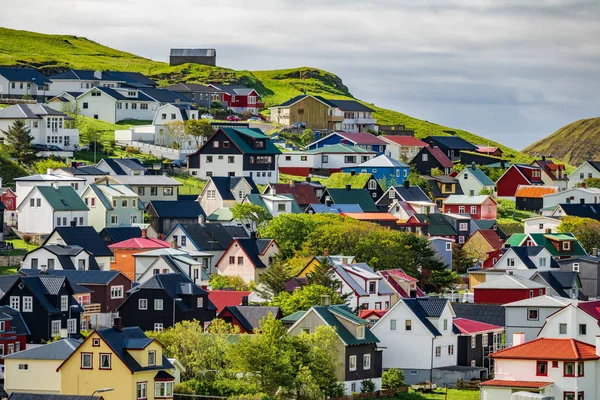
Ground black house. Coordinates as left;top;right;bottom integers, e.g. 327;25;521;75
412;146;454;176
117;274;216;331
376;181;434;211
99;226;143;245
454;318;503;374
422;136;478;161
0;275;82;343
146;199;205;235
557;255;600;299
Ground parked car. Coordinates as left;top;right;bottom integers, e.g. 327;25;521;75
171;159;185;168
201;113;214;120
32;144;49;151
227;115;241;122
247;117;261;122
47;145;63;151
292;122;307;129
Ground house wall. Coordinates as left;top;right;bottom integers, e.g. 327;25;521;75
516;197;544;213
15;179;85;207
84;277;131;313
280;97;331;130
568;163;600;189
504;305;564;344
16;195;86;235
47;79;122;96
429;238;453;268
76;91;118;123
216;241;270;283
558;259;600;299
497;167;531;198
22;248;92;271
4;358;62;394
475;288;545;304
110;248;143;281
463;233;495;262
543;188;600;210
524;218;560;234
537;306;600;345
457;170;494;196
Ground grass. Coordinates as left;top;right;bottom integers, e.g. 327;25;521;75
173;175;206;195
0;266;18;276
6;238;38;251
0;26;539;164
396;389;480;400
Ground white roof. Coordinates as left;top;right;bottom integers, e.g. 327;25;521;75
503;295;578;308
15;174;85;182
543;187;600;197
443;212;471;220
133;248;213;258
342;264;380;280
261;195;292;202
355;154;408;168
444;195;492;205
107;175;182;186
473;273;546;290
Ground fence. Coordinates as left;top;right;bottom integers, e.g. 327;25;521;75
332;387;408;400
457;379;486;390
118;140;195;160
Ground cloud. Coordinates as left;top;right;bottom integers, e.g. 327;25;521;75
1;0;599;148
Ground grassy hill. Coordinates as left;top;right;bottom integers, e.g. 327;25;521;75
0;27;533;163
523;117;600;166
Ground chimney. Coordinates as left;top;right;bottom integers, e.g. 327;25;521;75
94;71;102;80
320;295;331;306
346;184;351;191
350;170;356;176
241;296;249;306
113;317;123;331
47;168;54;175
71;161;77;168
596;336;600;357
171;239;178;249
592;248;598;257
404;180;410;189
471;162;476;169
507;270;514;275
51;181;59;189
324;249;329;256
272;187;277;195
198;215;205;224
542;155;546;161
305;176;311;183
141;229;147;239
512;332;525;347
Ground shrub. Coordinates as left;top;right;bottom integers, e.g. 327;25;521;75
125;146;139;154
22;234;32;245
382;368;405;389
361;379;376;393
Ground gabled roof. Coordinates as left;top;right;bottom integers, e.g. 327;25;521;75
554;203;600;219
474;230;503;250
501;246;546;270
233;238;275;269
140;88;190;103
161;83;219;93
424;136;478;151
490;338;599;361
322;188;379;212
463;166;495;186
358;309;388;319
577;299;600;321
127;274;214;312
534;270;581;299
104;175;181;186
413;213;457;236
515;185;558;199
421;146;454;168
3;276;78;314
325;173;375;189
389;185;432;203
328;99;374;112
476;146;503;154
3;338;79;360
190;128;280;156
381;136;428;147
265;183;319;206
0;104;70;120
97;158;145;175
479;381;553;389
44;227;113;257
335;132;386;145
34;186;88;211
402;298;449;337
352;154;409;168
301;143;377;154
148;200;205;218
311;305;379;346
453;318;503;334
57;165;108;176
503;295;578;308
219;306;281;332
473;273;546;290
0;67;51;85
209;176;259;201
100;227;142;243
584;161;600;174
443;195;494;206
0;305;30;336
14;174;85;182
19;269;128;285
109;237;170;250
208;290;251;313
274;94;337;108
341;212;398;221
451;303;505;326
169;223;238;251
306;203;363;214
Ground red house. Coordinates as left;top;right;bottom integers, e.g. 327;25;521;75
216;305;282;333
473;273;547;304
0;306;29;363
482;248;506;269
208;84;264;114
443;195;497;220
496;164;544;198
207;290;252;313
1;188;17;226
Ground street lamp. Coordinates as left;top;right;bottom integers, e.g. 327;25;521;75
91;388;113;399
173;298;183;327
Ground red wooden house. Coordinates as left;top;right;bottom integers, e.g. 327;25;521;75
208;84;264;115
482;248;506;269
473;273;546;304
496;164;544;198
216;305;282;333
0;188;17;226
443;195;497;220
0;306;29;363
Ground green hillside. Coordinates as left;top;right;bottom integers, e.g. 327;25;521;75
523;117;600;166
0;27;533;163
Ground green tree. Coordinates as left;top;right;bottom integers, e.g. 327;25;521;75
361;379;375;393
430;167;443;176
231;203;272;233
382;368;405;389
209;274;252;291
558;216;600;253
452;163;466;172
428;268;459;294
162;120;187;149
271;284;346;316
305;256;340;291
35;159;67;174
452;243;475;273
583;177;600;189
407;164;433;198
186;119;214;149
299;129;315;146
256;255;293;299
2;120;37;164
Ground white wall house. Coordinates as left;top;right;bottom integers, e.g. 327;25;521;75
133;248;213;285
46;70;123;97
278;144;376;173
542;187;600;215
334;263;394;311
523;216;561;234
0;104;80;150
81;184;144;231
17;185;89;235
371;298;457;385
568;161;600;189
537;303;600;345
0;67;51;100
199;176;256;217
15;174;86;207
21;244;97;271
490;246;556;279
215;238;279;284
456;165;496;196
97;175;181;205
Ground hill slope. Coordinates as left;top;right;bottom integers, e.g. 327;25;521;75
0;27;532;163
523;117;600;165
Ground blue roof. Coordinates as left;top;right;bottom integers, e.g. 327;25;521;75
126;274;215;311
140;88;191;103
0;67;51;85
85;86;154;102
19;269;127;285
149;200;205;218
424;136;478;150
50;70;157;88
402;297;449;336
44;227;113;257
100;227;142;243
235;239;274;269
209;176;259;201
391;185;432;203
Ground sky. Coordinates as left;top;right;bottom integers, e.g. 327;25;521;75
2;0;599;149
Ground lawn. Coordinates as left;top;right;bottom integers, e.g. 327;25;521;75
0;266;18;276
396;389;480;400
6;238;38;251
174;175;206;195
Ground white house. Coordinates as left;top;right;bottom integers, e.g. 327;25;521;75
371;297;457;385
53;164;109;186
95;158;146;176
537;302;600;345
490;246;556;279
503;296;578;344
333;263;394;311
215;238;280;284
96;175;181;205
456;164;496;196
199;176;258;217
523;216;561;234
21;244;99;271
0;104;80;151
17;185;89;235
0;67;51;100
15;173;86;207
278;144;376;176
542;187;600;215
480;336;599;400
328;100;377;133
379;135;427;162
242;193;298;218
133;247;213;285
568;161;600;188
47;69;157;96
81;184;144;231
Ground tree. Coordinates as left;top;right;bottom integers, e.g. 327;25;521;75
163;120;187;149
299;129;315;146
35;159;66;174
382;368;405;389
453;243;475;273
256;255;293;299
186;119;214;149
209;274;252;291
305;256;340;292
231;203;272;233
271;284;346;316
583;177;600;189
558;216;600;253
430;167;443;176
2;120;37;164
407;164;432;198
428;268;459;294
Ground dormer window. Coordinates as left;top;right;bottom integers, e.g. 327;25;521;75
148;350;156;366
356;326;365;340
563;241;571;251
368;281;376;294
255;140;264;149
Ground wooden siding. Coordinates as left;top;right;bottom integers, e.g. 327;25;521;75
288;96;331;130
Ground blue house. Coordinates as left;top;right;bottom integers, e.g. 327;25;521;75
307;132;387;155
342;154;410;183
428;237;454;269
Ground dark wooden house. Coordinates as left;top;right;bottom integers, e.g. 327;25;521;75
454;317;503;373
146;199;205;235
217;305;282;333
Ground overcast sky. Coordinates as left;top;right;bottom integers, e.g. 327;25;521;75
2;0;599;149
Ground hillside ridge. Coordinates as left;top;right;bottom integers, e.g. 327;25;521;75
0;27;532;163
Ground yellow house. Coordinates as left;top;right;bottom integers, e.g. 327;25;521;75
297;254;356;278
57;325;174;400
4;338;80;395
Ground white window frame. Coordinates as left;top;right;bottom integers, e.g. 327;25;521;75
111;285;124;299
154;323;164;332
67;318;77;334
22;296;32;312
363;354;371;370
349;355;357;371
154;299;164;311
10;296;19;311
155;381;174;398
51;320;61;336
197;297;204;308
573;263;580;272
100;353;111;370
471;335;476;348
139;298;148;310
390;319;397;331
356;325;365;339
61;295;69;312
137;382;147;400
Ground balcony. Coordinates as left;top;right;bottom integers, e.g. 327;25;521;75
344;118;377;125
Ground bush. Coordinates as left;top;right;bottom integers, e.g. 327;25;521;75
125;146;139;154
382;368;405;389
361;379;375;393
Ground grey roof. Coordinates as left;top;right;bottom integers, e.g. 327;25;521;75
275;95;337;108
19;269;127;285
3;338;80;360
235;238;273;268
57;166;108;176
502;295;577;308
100;227;143;243
171;49;216;57
98;158;145;175
507;246;546;270
0;306;30;336
474;273;546;289
210;176;259;201
329;99;374;112
43;227;113;257
108;175;182;186
83;86;154;102
0;104;70;120
162;83;220;93
140;88;191;103
451;303;505;326
148;200;205;218
173;223;238;251
391;185;432;203
535;270;581;298
221;306;281;332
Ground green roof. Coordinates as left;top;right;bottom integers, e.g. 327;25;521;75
506;233;527;247
465;166;495;186
222;127;281;155
325;173;373;189
302;144;374;154
414;213;457;236
281;310;306;324
544;234;575;241
245;194;270;215
206;207;233;221
505;233;587;257
324;188;379;212
279;194;303;214
312;305;379;346
37;186;88;211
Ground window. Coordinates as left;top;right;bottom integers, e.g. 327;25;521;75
100;353;111;369
91;198;96;207
163;187;174;196
564;362;575;377
357;326;365;339
537;361;548;376
197;297;204;308
148;350;156;366
61;295;69;311
344;156;357;163
448;344;454;355
559;323;567;334
390;319;397;330
111;286;124;299
154;323;163;332
110;215;118;225
141;103;148;110
228;156;235;164
181;236;186;246
10;296;19;311
51;320;61;336
527;309;539;321
277;203;286;212
471;336;476;348
564;241;571;251
529;290;534;298
229;256;235;264
458;236;465;244
207;190;216;200
443;319;448;331
435;346;441;357
223;140;230;148
30;198;35;207
67;318;77;334
155;381;174;398
237;256;243;265
552;360;559;368
93;338;100;347
565;393;575;400
577;362;584;376
138;187;145;196
81;352;93;369
82;102;89;109
151;187;158;196
213;141;219;148
139;299;148;310
137;382;147;399
507;258;515;267
363;354;371;370
422;153;428;161
368;281;376;294
579;324;587;335
7;344;13;354
573;263;580;272
459;223;468;231
349;355;357;371
121;199;128;208
539;257;547;267
470;206;477;214
18;363;28;371
446;242;452;251
322;155;329;163
405;319;412;331
154;299;164;311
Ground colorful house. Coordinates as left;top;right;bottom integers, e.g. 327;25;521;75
515;185;559;212
379;135;427;162
442;195;497;220
422;136;478;161
412;146;454;176
320;187;379;212
453;318;503;371
505;233;588;259
456;164;495;196
0;306;29;363
341;154;409;183
216;306;282;333
307;132;387;154
463;230;503;262
473;273;547;304
215;238;280;284
496;164;544;198
325;172;383;201
532;158;568;191
109;235;171;281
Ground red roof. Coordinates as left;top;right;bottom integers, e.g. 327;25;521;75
341;212;399;221
477;230;503;250
480;380;552;389
358;309;388;319
383;269;419;283
453;318;503;334
577;300;600;322
491;338;599;361
267;183;319;205
338;132;387;146
208;290;252;313
427;147;454;168
514;185;558;199
108;237;170;249
382;136;427;147
476;146;501;154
